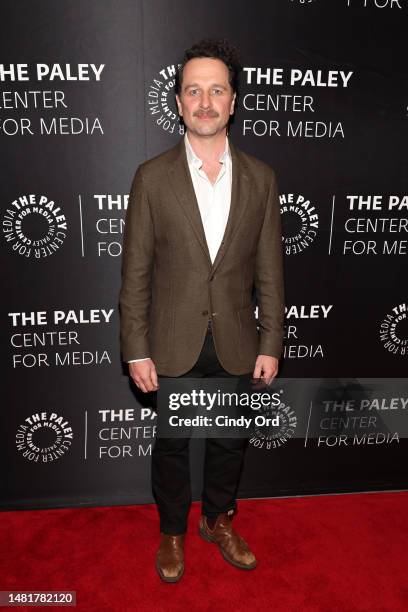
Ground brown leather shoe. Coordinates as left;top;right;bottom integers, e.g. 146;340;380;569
199;513;257;570
155;533;185;583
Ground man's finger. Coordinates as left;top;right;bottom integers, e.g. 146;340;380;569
150;365;159;389
134;377;148;393
140;368;159;392
264;368;278;386
252;362;262;380
141;374;156;392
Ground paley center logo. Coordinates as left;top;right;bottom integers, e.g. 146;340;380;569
15;411;73;463
249;388;297;451
2;194;68;258
280;193;319;254
147;64;184;135
379;302;408;356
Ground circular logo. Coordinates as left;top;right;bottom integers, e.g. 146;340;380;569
249;399;297;451
280;193;319;255
2;194;68;258
380;303;408;356
147;65;185;135
15;412;73;463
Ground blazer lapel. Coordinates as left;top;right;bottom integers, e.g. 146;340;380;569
167;140;212;266
167;137;251;272
212;139;251;274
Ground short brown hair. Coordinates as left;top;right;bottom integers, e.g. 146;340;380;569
175;37;242;96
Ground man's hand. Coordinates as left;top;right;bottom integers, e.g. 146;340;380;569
252;355;279;387
129;359;159;393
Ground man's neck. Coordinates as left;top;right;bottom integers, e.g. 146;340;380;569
186;130;227;164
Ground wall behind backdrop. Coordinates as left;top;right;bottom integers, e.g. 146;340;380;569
2;0;407;510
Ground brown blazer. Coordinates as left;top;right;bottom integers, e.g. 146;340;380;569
119;137;285;376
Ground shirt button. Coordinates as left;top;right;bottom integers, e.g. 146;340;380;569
202;310;208;316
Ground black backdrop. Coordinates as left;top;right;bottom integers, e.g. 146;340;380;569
1;0;407;510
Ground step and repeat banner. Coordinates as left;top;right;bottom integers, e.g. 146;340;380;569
1;0;407;510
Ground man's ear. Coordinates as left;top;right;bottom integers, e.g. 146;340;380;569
175;94;182;116
230;92;236;115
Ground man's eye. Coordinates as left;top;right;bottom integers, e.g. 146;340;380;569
213;89;222;94
189;89;198;95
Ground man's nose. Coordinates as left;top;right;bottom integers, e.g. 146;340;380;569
199;92;211;108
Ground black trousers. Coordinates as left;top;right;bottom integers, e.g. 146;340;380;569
151;322;251;534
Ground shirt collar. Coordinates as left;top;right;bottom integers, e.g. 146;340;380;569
184;132;230;169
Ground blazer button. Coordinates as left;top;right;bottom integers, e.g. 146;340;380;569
202;310;208;316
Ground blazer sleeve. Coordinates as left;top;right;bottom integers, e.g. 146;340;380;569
119;165;154;362
254;168;285;358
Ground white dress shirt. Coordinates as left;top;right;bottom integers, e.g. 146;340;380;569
128;132;232;363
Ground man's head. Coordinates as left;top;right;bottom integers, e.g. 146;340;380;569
175;38;242;138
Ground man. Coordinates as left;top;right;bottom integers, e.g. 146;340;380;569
119;38;285;582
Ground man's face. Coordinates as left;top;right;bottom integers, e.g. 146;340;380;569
176;57;236;138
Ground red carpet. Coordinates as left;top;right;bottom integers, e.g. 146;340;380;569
1;492;407;611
